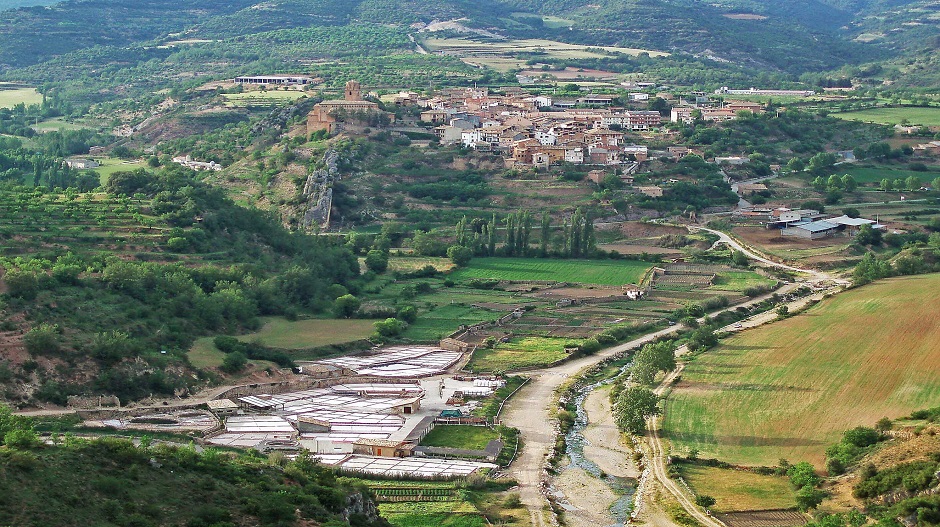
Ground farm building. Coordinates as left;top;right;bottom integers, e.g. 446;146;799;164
234;75;312;85
206;398;240;417
827;215;886;235
780;220;840;239
737;183;768;195
353;438;413;458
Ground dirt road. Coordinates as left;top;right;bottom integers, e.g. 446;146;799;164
502;281;810;525
503;226;846;526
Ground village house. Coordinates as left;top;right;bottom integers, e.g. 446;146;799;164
638;185;664;198
65;158;99;170
671;107;694;124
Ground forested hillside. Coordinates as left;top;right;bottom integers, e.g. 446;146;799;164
0;432;388;527
0;164;360;405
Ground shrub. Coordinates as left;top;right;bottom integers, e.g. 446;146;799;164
843;427;880;447
24;324;60;355
364;250;389;274
333;294;361;318
220;352;248;374
695;495;716;508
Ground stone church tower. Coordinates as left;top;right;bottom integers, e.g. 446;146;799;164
344;80;362;101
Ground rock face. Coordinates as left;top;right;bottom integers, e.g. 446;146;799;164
342;491;383;524
302;149;339;230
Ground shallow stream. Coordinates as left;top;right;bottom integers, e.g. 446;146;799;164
563;364;637;527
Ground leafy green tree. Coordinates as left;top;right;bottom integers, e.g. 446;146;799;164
875;417;892;432
827;174;843;190
220;351;248;374
373;318;407;338
787;158;806;173
795;485;826;511
24;323;60;355
447;245;473;267
732;250;749;267
332;294;360;318
614;386;660;435
812;176;826;191
842;426;880;447
856;224;882;246
841;174;857;192
842;208;860;218
90;330;131;364
880;178;892;192
396;305;417;323
0;404;37;448
411;230;446;256
788;461;821;488
808;152;837;175
364;249;389;273
905;175;922;191
688;327;718;351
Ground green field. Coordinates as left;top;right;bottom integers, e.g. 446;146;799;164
467;336;571;372
664;274;940;467
236;317;374;348
187;317;374;367
92;158;149;183
0;86;42;108
420;425;501;450
32;117;96;133
387;256;455;273
709;271;777;293
379;502;487;527
678;464;796;512
401;303;496;342
449;258;652;286
833;106;940;127
842;165;940;185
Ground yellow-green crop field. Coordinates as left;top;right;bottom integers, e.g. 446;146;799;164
664;274;940;467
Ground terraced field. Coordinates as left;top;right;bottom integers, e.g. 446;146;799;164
449;258;652;286
0;190;172;259
664;274;940;467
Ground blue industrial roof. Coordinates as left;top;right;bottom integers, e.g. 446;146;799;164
791;220;838;233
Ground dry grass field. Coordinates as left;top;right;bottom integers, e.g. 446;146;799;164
664;274;940;467
678;464;795;512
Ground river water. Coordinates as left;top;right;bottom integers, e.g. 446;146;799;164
562;364;638;527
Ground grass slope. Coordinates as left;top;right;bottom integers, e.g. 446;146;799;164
449;258;651;286
0;87;41;108
664;274;940;467
188;317;374;367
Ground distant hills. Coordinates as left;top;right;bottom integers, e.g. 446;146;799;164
0;0;937;87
